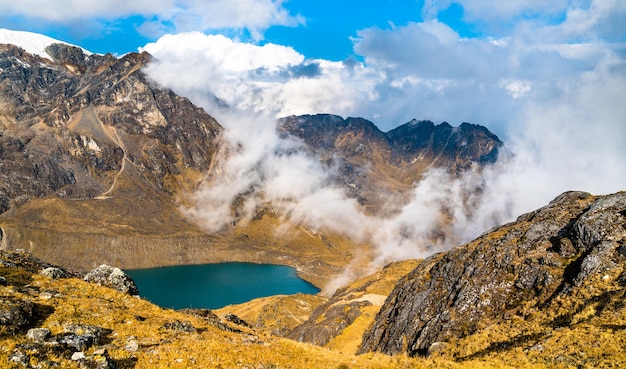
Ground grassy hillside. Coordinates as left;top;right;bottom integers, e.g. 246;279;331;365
1;248;624;368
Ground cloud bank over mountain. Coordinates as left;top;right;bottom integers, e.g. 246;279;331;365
140;1;625;275
2;1;624;275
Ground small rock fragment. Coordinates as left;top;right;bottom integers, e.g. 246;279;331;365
71;352;86;361
8;350;29;365
125;337;139;352
40;267;68;279
26;327;51;342
427;342;449;356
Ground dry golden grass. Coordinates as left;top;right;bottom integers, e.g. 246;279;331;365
326;304;381;354
2;257;618;368
0;268;506;369
215;293;328;335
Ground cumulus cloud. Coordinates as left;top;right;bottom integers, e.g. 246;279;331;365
142;1;625;290
142;32;380;119
0;0;301;38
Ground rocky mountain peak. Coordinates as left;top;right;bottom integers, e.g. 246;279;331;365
387;119;502;168
278;114;502;212
0;41;222;214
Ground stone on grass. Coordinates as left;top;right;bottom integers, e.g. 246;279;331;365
26;327;51;342
84;265;139;295
40;267;68;279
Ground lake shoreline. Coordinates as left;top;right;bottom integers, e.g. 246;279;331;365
126;262;321;310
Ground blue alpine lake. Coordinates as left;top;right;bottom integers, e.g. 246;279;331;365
125;262;320;310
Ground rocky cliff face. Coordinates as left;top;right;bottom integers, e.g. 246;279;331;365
0;42;222;214
278;114;502;213
359;191;626;358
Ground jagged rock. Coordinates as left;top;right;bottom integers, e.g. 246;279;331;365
224;313;252;328
359;191;626;357
0;299;35;333
56;324;110;352
26;327;51;342
59;334;95;352
40;267;68;279
83;265;139;295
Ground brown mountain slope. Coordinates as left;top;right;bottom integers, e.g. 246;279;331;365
0;43;373;287
359;191;626;367
0;43;222;213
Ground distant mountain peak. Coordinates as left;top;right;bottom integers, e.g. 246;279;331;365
0;28;91;59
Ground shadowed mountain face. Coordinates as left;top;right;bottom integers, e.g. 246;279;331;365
278;114;502;213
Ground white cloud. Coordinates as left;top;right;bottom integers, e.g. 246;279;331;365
499;79;531;98
0;0;301;37
142;32;382;119
0;0;175;22
541;0;626;42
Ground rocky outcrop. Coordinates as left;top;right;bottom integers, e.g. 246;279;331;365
359;191;626;357
84;265;139;295
12;324;116;367
0;299;35;334
287;300;371;346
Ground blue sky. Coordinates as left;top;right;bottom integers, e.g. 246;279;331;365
0;0;474;60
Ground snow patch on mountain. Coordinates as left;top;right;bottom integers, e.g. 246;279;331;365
0;28;91;59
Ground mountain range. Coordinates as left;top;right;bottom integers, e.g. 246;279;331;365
0;35;501;287
0;30;623;368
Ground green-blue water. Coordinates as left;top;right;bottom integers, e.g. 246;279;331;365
125;263;320;310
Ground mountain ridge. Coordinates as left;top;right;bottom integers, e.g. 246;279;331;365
359;190;626;364
0;39;503;288
278;114;501;213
